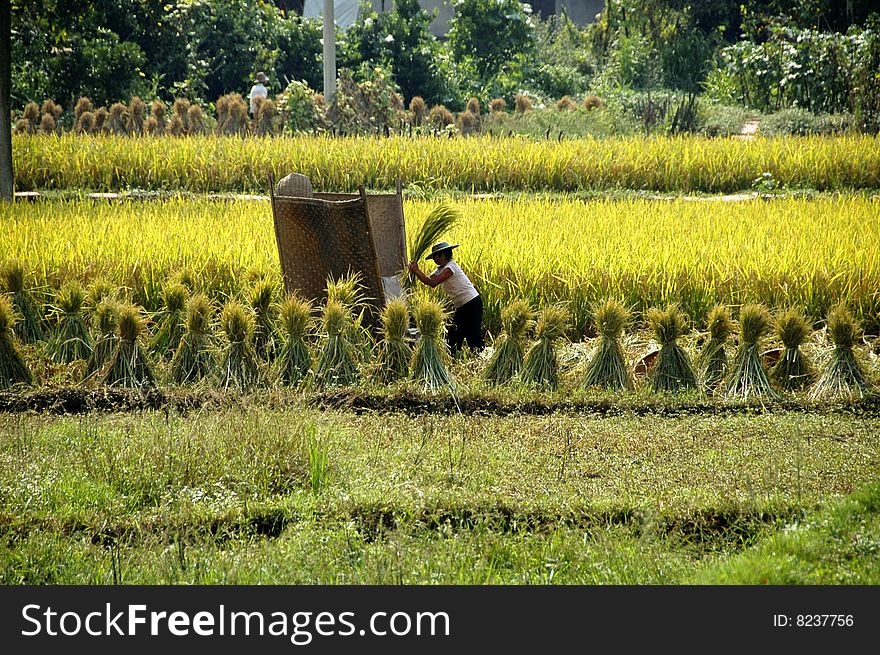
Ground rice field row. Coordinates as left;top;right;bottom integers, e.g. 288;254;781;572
3;195;879;336
13;133;880;193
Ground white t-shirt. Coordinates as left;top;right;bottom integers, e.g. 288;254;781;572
434;260;478;309
249;83;268;114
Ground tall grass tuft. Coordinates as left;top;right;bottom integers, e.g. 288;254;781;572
216;300;261;392
583;299;633;391
275;294;314;386
809;304;873;401
0;295;34;389
725;304;778;400
1;261;44;343
314;300;360;388
771;308;816;391
250;276;278;360
648;304;697;392
170;293;216;385
699;305;734;391
150;282;188;359
521;304;568;388
86;299;120;377
483;299;533;385
372;299;412;384
103;304;156;388
411;296;452;391
48;282;93;363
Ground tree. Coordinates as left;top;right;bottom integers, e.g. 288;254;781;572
1;0;12;201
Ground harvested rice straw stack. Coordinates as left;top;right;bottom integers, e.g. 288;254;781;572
483;299;533;385
49;282;93;363
85;278;115;315
1;261;44;343
771;308;816;391
699;305;734;391
809;304;873;401
405;204;461;287
0;295;34;389
372;299;412;384
250;276;278;360
725;303;779;400
314;300;360;388
410;296;452;391
276;294;314;386
521;304;568;389
648;304;697;392
150;282;188;359
216;300;261;392
103;304;156;388
170;293;216;385
326;272;372;359
582;299;633;391
86;299;120;377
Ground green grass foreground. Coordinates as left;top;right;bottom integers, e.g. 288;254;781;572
1;406;877;584
13;133;880;194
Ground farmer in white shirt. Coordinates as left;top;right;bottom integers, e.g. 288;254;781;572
249;71;269;116
408;241;485;353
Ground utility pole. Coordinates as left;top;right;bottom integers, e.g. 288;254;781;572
322;0;336;104
0;0;13;201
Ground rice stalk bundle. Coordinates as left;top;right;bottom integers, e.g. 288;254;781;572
483;299;533;385
405;204;461;286
583;299;633;391
85;299;120;377
771;308;816;391
326;272;372;358
249;276;278;360
276;294;314;386
410;297;452;391
216;300;261;392
170;294;216;385
48;282;93;363
699;305;734;391
725;304;778;400
521;305;568;389
1;261;44;343
648;304;697;392
809;304;872;401
0;295;34;389
150;282;188;359
103;304;156;388
314;300;360;388
372;299;412;384
85;278;115;314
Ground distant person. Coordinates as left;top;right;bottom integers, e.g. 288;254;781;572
408;241;485;354
249;71;269;116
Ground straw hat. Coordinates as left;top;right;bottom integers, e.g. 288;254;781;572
426;241;459;260
255;71;268;83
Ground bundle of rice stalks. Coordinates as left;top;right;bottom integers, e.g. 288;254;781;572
483;299;533;385
85;299;120;377
249;277;277;360
521;305;569;388
648;304;697;392
314;300;360;388
276;294;314;386
170;294;216;385
372;299;412;384
85;278;115;314
216;300;261;392
48;282;93;363
809;304;872;401
1;261;44;343
771;308;816;391
150;282;188;359
582;299;633;391
410;297;451;391
326;272;372;357
0;295;34;389
103;304;155;388
405;204;461;286
725;304;778;400
699;305;734;391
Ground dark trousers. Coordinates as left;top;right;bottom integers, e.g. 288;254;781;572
448;295;484;354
